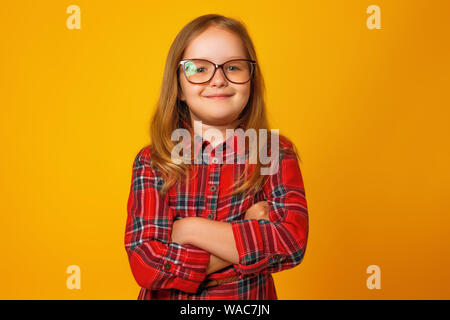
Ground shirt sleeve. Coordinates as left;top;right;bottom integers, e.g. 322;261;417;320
230;138;309;276
124;146;211;294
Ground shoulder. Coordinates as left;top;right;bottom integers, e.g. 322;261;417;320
275;135;305;186
130;145;167;193
261;134;305;194
275;134;298;160
132;144;158;173
278;134;293;149
136;144;152;160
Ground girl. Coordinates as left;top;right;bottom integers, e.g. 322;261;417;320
124;14;308;300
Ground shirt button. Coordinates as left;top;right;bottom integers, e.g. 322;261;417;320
209;185;217;192
163;262;171;271
207;213;214;220
212;157;219;164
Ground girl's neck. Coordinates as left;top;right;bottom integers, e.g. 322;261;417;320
192;118;241;148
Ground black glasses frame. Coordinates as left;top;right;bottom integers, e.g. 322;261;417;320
179;58;257;84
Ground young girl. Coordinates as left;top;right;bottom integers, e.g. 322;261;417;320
124;14;308;300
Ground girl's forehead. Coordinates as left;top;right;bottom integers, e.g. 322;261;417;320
183;28;247;62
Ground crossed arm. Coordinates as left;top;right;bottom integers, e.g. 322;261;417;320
171;201;270;275
126;144;308;293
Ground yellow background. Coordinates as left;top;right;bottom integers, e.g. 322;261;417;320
1;0;449;299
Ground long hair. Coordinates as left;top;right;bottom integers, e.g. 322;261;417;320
149;14;300;197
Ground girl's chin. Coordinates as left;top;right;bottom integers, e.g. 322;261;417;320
202;110;236;119
200;115;237;125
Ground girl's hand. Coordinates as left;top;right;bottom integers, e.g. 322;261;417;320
244;201;270;221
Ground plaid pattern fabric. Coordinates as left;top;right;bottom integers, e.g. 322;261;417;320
124;128;309;300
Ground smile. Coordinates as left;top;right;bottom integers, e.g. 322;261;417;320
205;95;233;100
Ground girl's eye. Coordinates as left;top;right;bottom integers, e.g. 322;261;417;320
227;65;241;71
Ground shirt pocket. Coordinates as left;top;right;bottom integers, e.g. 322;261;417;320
168;186;204;220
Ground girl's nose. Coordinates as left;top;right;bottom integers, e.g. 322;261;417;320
209;68;228;87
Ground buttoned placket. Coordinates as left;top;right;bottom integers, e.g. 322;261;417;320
205;146;221;221
192;131;242;222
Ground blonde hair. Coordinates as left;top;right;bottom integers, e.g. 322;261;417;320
149;14;300;197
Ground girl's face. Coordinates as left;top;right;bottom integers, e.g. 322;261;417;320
179;26;251;127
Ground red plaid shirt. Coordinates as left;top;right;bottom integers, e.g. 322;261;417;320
124;128;308;300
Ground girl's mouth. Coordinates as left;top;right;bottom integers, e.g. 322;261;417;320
205;95;233;100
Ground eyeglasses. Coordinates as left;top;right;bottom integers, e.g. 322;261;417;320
179;58;256;84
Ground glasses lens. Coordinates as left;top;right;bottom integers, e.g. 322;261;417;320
182;59;214;83
224;60;253;83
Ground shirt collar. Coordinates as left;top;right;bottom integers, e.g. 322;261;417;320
181;119;246;164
